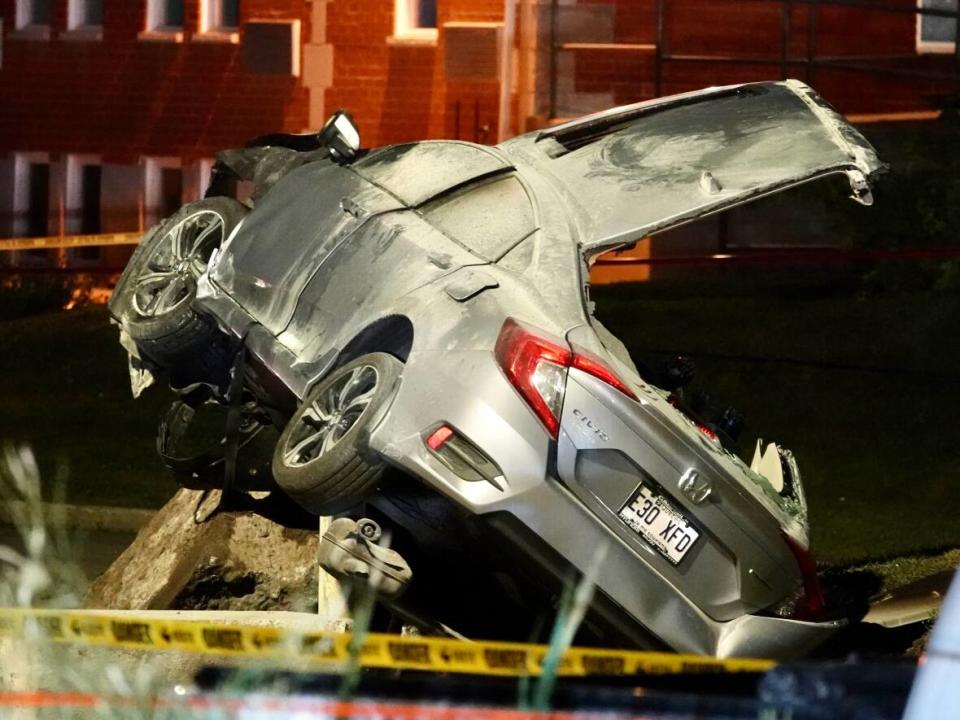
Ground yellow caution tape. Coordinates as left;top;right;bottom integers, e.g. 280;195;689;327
0;232;142;252
0;608;775;677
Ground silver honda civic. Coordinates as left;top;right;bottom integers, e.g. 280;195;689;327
109;80;885;659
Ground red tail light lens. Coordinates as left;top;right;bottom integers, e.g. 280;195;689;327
495;318;636;438
570;346;638;401
782;532;826;620
495;319;571;438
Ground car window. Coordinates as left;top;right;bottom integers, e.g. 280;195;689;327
353;141;510;207
420;174;536;261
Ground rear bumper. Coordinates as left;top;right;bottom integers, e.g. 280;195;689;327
367;348;841;659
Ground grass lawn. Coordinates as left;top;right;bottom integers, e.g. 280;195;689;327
0;306;177;509
593;280;960;567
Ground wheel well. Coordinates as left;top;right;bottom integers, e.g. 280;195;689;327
336;315;414;368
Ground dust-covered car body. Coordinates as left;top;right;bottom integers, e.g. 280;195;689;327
110;80;885;658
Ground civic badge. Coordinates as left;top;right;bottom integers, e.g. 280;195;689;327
678;468;711;504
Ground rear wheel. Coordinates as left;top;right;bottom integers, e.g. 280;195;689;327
272;353;403;515
115;197;246;382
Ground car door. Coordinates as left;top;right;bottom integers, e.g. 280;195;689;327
277;142;531;360
210;158;402;336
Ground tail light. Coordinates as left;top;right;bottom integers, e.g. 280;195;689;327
495;318;636;438
782;532;826;620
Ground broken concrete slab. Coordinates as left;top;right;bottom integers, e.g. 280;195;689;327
85;488;319;614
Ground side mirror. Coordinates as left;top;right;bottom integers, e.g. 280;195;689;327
318;110;361;161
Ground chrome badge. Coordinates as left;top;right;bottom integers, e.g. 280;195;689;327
678;468;711;504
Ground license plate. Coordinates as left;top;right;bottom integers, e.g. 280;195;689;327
618;482;700;565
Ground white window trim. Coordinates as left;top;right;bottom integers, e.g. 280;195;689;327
140;0;185;42
182;158;214;203
143;157;184;220
65;154;102;234
12;152;50;216
12;152;52;238
392;0;438;43
916;0;957;54
15;0;50;29
63;0;103;40
197;158;214;199
196;0;240;43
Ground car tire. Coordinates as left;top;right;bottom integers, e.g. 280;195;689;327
114;197;246;380
272;353;403;515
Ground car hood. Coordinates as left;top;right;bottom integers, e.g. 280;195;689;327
501;80;885;254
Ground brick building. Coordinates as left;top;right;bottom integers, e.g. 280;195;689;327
0;0;957;270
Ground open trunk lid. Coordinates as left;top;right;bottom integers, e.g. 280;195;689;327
503;80;884;254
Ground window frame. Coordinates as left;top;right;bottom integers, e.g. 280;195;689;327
12;152;51;238
141;0;186;42
65;155;104;264
392;0;438;43
197;0;240;43
64;0;104;40
13;0;52;39
916;0;958;54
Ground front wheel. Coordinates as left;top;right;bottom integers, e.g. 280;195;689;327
113;197;246;382
272;353;403;515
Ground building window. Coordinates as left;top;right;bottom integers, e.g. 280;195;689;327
10;154;53;263
26;162;50;238
66;156;102;234
12;154;50;237
14;0;51;39
917;0;957;53
147;0;185;32
394;0;438;41
202;0;239;31
197;0;240;42
68;0;103;30
75;163;103;260
64;0;103;40
144;158;183;225
66;157;103;262
17;0;51;29
80;165;102;234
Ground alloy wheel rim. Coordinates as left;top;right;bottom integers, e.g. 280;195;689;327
132;210;225;319
282;365;380;468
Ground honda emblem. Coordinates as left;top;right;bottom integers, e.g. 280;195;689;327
678;468;711;504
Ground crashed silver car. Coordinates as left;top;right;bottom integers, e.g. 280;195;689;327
109;80;884;659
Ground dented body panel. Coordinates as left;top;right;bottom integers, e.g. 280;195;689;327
504;80;883;255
